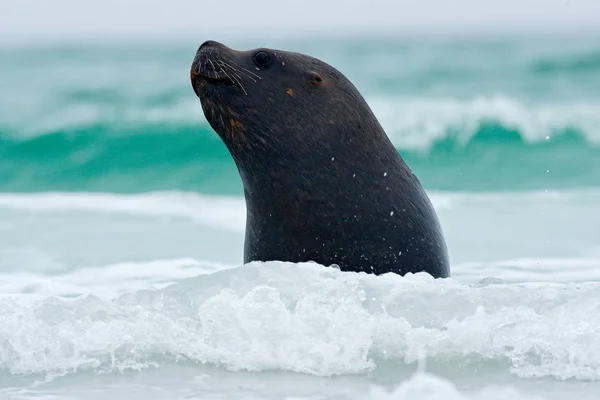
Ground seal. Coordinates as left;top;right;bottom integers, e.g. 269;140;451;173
190;40;450;278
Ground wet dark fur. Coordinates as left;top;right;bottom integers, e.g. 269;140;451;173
191;40;450;278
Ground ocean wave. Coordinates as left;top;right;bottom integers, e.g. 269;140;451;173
532;51;600;74
1;261;600;381
1;100;600;192
369;95;600;149
4;95;600;146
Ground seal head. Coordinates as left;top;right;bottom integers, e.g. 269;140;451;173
191;40;450;278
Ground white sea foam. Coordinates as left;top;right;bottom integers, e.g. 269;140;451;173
1;261;600;381
0;258;234;299
368;95;600;149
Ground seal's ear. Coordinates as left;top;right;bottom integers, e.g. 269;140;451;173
309;71;324;86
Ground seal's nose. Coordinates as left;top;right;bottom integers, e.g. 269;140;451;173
200;40;219;50
198;40;225;54
195;40;223;63
191;39;234;97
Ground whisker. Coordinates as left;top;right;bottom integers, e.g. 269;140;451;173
218;61;248;96
223;57;262;80
219;62;246;81
202;59;214;79
219;59;257;83
232;71;244;81
208;59;221;78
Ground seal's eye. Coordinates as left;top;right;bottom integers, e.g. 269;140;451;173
253;51;271;68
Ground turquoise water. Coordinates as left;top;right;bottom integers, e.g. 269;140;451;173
2;36;600;193
1;35;600;400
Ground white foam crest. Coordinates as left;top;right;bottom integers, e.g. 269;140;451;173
0;191;246;232
2;98;205;138
368;95;600;149
2;261;600;381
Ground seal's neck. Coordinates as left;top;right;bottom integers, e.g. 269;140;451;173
236;130;414;204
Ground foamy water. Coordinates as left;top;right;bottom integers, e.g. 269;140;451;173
0;190;599;399
3;260;600;379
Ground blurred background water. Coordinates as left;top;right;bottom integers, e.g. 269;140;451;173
1;1;600;399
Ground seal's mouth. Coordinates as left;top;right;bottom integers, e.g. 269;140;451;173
204;76;234;85
191;41;242;97
190;67;234;97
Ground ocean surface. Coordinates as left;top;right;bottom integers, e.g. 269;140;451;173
1;34;600;399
